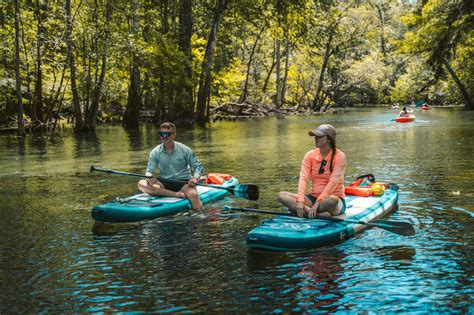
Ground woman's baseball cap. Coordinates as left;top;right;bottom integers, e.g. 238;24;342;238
308;124;337;140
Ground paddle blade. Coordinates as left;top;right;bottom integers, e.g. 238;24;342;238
231;184;260;201
415;100;425;107
371;219;416;236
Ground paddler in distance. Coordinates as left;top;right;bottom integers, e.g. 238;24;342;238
398;106;413;118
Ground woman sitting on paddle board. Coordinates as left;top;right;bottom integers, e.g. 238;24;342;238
137;122;205;210
277;124;347;218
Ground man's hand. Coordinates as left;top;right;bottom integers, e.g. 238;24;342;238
145;173;161;189
188;177;199;187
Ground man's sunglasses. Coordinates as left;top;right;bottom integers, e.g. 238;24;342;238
159;131;174;137
319;159;327;174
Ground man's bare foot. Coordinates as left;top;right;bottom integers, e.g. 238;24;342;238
174;191;186;199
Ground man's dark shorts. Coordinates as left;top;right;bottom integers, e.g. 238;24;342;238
159;178;189;192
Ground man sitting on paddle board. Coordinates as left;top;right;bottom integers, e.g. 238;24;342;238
138;122;205;210
277;124;347;218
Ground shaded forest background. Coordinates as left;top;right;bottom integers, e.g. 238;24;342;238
1;0;472;134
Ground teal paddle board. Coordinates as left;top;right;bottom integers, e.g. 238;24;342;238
92;176;239;223
246;187;399;251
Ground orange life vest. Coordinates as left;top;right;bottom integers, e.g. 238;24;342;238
202;173;233;185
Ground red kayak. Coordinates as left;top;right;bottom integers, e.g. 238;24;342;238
395;115;416;123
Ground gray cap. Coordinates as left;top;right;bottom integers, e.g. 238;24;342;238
308;124;337;140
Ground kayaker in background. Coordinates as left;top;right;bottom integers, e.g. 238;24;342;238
277;124;347;218
398;106;413;118
137;122;205;210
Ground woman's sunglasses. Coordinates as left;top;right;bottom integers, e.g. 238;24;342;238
159;131;174;137
319;159;327;174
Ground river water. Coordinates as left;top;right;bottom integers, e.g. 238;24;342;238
1;108;473;313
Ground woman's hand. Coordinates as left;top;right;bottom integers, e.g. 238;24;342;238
296;202;306;218
307;201;319;218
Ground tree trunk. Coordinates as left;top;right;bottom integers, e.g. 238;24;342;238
123;0;141;129
281;37;290;105
312;30;334;111
275;39;281;108
14;0;26;135
442;58;473;110
65;0;83;130
240;25;265;103
196;0;229;123
174;0;193;120
162;0;169;33
44;62;68;123
33;0;45;123
82;4;96;117
19;21;33;119
375;0;386;58
262;59;277;93
84;0;112;130
153;63;166;122
171;0;177;33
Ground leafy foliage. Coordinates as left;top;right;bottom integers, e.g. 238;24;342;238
1;0;471;129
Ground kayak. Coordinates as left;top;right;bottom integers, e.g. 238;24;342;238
245;187;399;252
92;175;239;223
422;107;430;110
395;115;416;123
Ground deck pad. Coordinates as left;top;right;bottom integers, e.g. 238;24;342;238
124;186;215;204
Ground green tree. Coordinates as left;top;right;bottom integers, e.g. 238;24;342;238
399;0;473;109
196;0;229;123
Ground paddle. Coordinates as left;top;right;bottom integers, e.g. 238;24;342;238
90;165;259;201
415;100;425;107
223;206;415;236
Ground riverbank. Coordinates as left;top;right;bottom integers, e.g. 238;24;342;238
0;103;465;133
210;102;355;121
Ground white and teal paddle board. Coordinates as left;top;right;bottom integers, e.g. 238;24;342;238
246;187;399;251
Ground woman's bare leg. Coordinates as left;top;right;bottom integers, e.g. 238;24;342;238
277;191;313;214
317;195;343;217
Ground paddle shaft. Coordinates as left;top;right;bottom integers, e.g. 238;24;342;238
90;165;253;196
224;206;415;236
91;166;153;179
